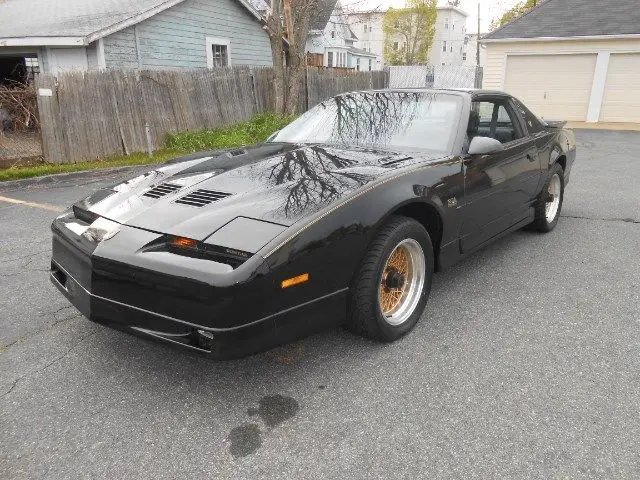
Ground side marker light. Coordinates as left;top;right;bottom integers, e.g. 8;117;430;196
281;273;309;289
171;236;197;249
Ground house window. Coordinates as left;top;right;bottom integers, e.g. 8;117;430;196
442;62;445;66
442;41;446;52
393;41;399;51
356;58;361;71
463;52;467;61
211;45;228;67
206;37;230;68
327;51;333;67
24;57;40;75
450;45;453;52
363;23;368;33
452;22;455;30
444;18;449;29
368;59;372;71
464;36;469;45
331;30;336;38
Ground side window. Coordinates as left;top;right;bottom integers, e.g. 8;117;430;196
512;99;545;134
469;100;522;144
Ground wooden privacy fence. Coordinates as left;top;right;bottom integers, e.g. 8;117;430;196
36;67;389;164
307;68;388;109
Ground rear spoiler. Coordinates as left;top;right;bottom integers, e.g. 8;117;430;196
543;120;567;129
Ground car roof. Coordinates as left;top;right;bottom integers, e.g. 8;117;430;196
335;88;511;98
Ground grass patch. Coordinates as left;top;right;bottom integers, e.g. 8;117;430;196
167;112;294;152
0;150;182;182
1;112;293;182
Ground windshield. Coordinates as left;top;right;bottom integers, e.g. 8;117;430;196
269;91;462;153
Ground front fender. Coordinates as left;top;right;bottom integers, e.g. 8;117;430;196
259;159;462;295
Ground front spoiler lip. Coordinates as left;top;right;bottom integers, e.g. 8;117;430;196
51;260;347;335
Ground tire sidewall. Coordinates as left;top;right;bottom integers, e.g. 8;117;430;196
370;221;434;340
543;164;565;230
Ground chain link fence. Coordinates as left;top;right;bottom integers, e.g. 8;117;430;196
388;65;483;89
0;84;43;168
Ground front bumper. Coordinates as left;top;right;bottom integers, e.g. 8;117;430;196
50;218;347;359
51;259;346;359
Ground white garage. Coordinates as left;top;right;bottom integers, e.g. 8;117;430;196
480;0;640;125
504;54;596;121
600;53;640;123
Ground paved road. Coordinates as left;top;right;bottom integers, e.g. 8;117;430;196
1;131;639;479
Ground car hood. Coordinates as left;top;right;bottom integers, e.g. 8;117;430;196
76;143;447;241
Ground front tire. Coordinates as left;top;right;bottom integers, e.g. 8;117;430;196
346;216;434;342
532;163;564;232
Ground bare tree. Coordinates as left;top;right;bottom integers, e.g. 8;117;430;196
265;0;320;115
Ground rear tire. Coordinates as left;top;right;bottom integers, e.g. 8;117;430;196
346;216;434;342
532;163;564;232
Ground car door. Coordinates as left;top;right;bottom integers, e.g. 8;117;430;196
460;96;540;252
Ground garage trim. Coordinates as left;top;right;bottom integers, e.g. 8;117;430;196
483;34;640;44
586;52;610;122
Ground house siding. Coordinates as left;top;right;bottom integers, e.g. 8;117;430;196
102;0;271;69
102;27;139;69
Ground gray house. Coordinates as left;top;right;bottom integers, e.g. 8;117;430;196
0;0;272;81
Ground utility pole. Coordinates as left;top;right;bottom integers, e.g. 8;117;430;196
476;3;481;66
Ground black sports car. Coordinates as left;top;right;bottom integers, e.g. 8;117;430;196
50;89;576;358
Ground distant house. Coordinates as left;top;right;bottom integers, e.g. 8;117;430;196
481;0;640;124
0;0;272;82
306;0;379;71
461;33;486;67
347;5;470;68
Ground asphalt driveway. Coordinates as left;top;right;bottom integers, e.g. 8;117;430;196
1;130;639;479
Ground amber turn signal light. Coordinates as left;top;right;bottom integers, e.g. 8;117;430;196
171;236;197;249
281;273;309;289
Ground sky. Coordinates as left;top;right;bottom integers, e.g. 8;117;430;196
342;0;522;34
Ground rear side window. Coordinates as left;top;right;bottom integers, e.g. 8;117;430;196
469;100;522;144
512;99;546;134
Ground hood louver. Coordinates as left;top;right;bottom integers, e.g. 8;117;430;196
175;189;232;207
143;182;181;199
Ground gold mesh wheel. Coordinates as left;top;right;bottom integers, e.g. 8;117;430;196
378;238;426;326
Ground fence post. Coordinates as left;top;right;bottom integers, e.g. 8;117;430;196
474;66;484;89
250;68;261;113
305;67;310;112
144;122;153;157
35;74;68;163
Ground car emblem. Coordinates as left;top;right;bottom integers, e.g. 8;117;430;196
447;197;458;208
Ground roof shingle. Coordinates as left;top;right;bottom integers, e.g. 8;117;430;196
0;0;260;42
483;0;640;40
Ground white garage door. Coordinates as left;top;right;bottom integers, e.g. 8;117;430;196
504;54;596;121
600;53;640;123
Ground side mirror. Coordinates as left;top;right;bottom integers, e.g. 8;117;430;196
468;136;504;155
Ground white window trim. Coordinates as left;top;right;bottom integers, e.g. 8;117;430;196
97;38;106;70
206;37;231;68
